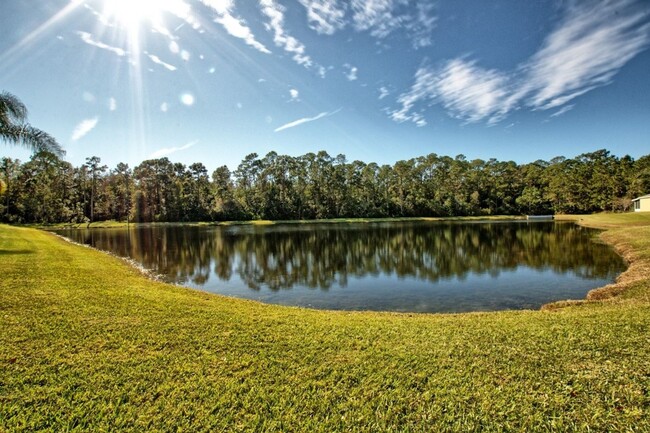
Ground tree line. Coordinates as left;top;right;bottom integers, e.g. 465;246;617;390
1;148;648;224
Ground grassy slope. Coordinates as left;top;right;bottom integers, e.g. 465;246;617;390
40;215;526;230
1;215;650;432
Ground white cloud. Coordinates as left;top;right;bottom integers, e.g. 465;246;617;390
260;0;312;67
407;1;437;48
149;140;198;158
435;59;511;124
522;0;650;110
391;0;650;126
161;102;169;112
289;88;300;101
378;86;390;99
297;0;435;47
390;66;438;126
344;64;358;81
200;0;271;54
71;117;99;141
108;97;117;111
550;104;575;118
350;0;436;47
199;0;231;15
298;0;346;35
77;31;126;57
274;108;341;132
145;52;177;71
351;0;402;38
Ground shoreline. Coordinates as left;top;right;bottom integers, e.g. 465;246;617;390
39;213;650;314
543;213;650;309
34;215;528;230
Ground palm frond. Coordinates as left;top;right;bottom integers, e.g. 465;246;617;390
0;123;65;157
0;91;28;126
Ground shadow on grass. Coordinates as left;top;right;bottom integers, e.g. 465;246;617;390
0;249;35;255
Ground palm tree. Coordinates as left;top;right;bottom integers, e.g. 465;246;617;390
0;91;64;157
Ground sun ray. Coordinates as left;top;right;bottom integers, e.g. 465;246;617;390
90;0;194;160
0;1;85;69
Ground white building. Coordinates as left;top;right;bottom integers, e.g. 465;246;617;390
632;194;650;212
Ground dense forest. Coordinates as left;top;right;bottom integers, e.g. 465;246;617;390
0;149;648;224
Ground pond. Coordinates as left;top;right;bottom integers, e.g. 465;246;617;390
54;221;626;313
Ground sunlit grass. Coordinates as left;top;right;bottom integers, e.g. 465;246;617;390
556;212;650;227
2;214;650;431
39;215;527;230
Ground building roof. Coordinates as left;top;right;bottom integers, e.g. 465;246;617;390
633;194;650;201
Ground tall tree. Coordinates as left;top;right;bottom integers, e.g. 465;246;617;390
0;91;64;157
106;162;133;221
85;156;107;222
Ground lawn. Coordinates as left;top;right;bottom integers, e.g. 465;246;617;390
1;214;650;432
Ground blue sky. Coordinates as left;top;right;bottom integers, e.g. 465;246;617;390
1;0;649;170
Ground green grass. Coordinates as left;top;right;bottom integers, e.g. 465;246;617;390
557;212;650;228
2;214;650;432
40;215;526;230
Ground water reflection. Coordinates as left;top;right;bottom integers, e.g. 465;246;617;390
56;221;626;313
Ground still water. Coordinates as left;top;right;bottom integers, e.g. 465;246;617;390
55;221;626;313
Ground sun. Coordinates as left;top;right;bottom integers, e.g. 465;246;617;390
104;0;160;29
102;0;190;34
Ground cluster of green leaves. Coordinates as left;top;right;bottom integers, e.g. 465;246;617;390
2;149;649;224
1;215;650;432
0;91;63;157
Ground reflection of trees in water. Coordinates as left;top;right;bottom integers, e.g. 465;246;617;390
69;223;625;291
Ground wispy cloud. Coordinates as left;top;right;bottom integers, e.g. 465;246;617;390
274;108;342;132
390;66;438;127
435;59;511;124
344;64;358;81
408;2;437;48
351;0;436;48
351;0;402;38
71;117;99;141
297;0;435;47
378;86;390;100
260;0;312;67
522;0;650;110
149;140;198;158
391;0;650;126
289;88;300;101
145;52;177;71
77;31;126;57
108;97;117;111
550;104;575;118
298;0;346;35
200;0;271;54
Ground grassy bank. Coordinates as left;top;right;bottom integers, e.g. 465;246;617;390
2;214;650;432
40;215;526;230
